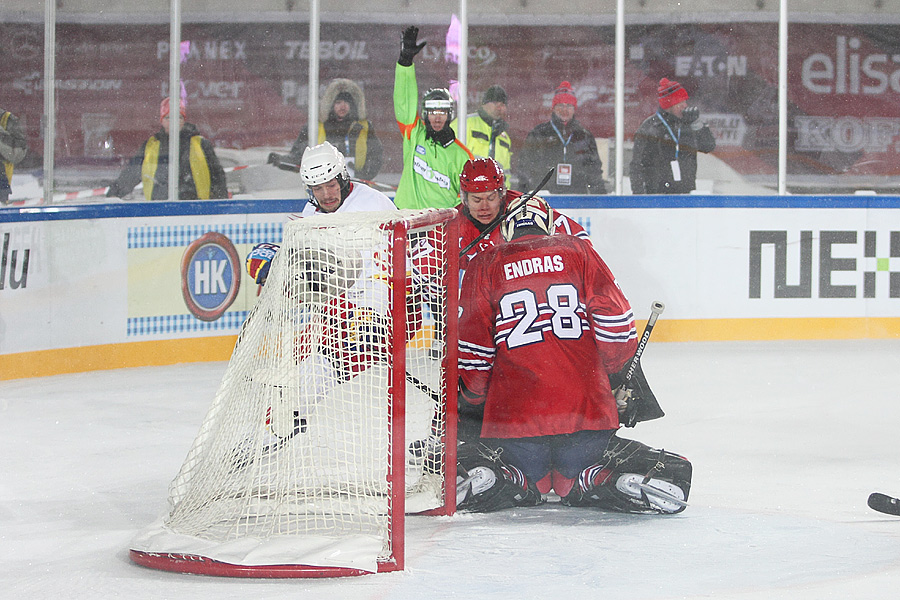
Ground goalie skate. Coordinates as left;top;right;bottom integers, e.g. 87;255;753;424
615;473;688;513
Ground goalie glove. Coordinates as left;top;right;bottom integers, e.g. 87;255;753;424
246;242;280;285
609;371;639;427
608;362;665;427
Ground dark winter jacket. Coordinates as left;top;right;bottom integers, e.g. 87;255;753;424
107;123;227;201
286;79;383;181
517;112;606;195
630;110;716;194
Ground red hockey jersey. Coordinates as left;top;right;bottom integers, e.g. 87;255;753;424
458;234;637;438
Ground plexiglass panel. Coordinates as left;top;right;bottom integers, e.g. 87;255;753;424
2;4;46;204
7;0;900;202
624;3;781;194
786;19;900;194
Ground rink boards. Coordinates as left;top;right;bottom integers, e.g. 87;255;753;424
2;195;900;379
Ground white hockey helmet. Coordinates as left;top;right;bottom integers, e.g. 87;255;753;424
300;141;352;207
499;196;557;242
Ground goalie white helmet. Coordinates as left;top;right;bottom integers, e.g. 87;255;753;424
300;141;352;209
499;197;557;242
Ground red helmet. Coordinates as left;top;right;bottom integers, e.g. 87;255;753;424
460;157;505;196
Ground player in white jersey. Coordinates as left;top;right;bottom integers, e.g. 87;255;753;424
247;141;396;285
242;142;400;454
293;141;397;217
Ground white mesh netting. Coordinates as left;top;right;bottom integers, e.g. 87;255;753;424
130;209;457;575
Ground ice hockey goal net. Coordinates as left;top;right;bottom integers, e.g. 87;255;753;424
130;208;458;577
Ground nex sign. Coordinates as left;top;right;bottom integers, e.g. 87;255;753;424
749;230;900;299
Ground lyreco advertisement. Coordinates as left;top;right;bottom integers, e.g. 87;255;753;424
1;198;899;378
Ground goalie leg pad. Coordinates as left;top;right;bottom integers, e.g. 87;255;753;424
561;436;692;514
456;442;544;513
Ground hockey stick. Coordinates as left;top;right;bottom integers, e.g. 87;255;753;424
616;301;666;428
406;370;445;459
407;371;440;404
868;492;900;516
459;166;555;257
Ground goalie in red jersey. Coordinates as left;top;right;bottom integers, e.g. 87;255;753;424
455;197;692;514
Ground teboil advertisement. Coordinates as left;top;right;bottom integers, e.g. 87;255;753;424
5;21;900;179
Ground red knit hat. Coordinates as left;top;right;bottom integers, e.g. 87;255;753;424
552;81;577;108
657;78;689;109
160;97;187;122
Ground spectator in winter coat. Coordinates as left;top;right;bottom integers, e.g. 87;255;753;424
270;78;384;182
0;108;27;205
517;81;607;195
629;78;716;194
107;97;227;201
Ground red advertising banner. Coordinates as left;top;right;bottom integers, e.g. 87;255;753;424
4;21;900;183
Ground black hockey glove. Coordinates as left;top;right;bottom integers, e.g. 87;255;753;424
682;106;699;124
268;153;300;173
608;372;637;424
399;26;426;66
682;106;705;131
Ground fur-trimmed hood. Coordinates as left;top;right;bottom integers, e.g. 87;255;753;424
319;78;367;122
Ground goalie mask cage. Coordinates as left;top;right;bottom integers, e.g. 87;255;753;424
130;208;459;577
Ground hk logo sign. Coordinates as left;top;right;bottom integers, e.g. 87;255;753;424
181;231;241;321
749;230;900;299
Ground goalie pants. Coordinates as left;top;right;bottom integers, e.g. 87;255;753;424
485;429;615;496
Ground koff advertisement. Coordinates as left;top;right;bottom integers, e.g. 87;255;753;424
5;21;900;182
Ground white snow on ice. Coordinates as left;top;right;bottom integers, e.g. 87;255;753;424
3;339;900;599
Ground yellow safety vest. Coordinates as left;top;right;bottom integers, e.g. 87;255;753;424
317;121;369;174
1;112;14;185
452;114;512;172
141;135;211;200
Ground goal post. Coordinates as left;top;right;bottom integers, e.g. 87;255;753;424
130;208;459;577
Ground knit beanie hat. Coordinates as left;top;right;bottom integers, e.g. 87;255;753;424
334;91;356;108
552;81;577;108
482;85;508;105
160;97;187;122
657;78;689;109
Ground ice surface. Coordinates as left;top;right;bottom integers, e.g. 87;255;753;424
3;339;900;599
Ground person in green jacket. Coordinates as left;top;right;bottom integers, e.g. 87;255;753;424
393;26;473;210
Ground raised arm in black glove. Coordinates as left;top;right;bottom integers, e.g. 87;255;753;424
398;26;426;67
